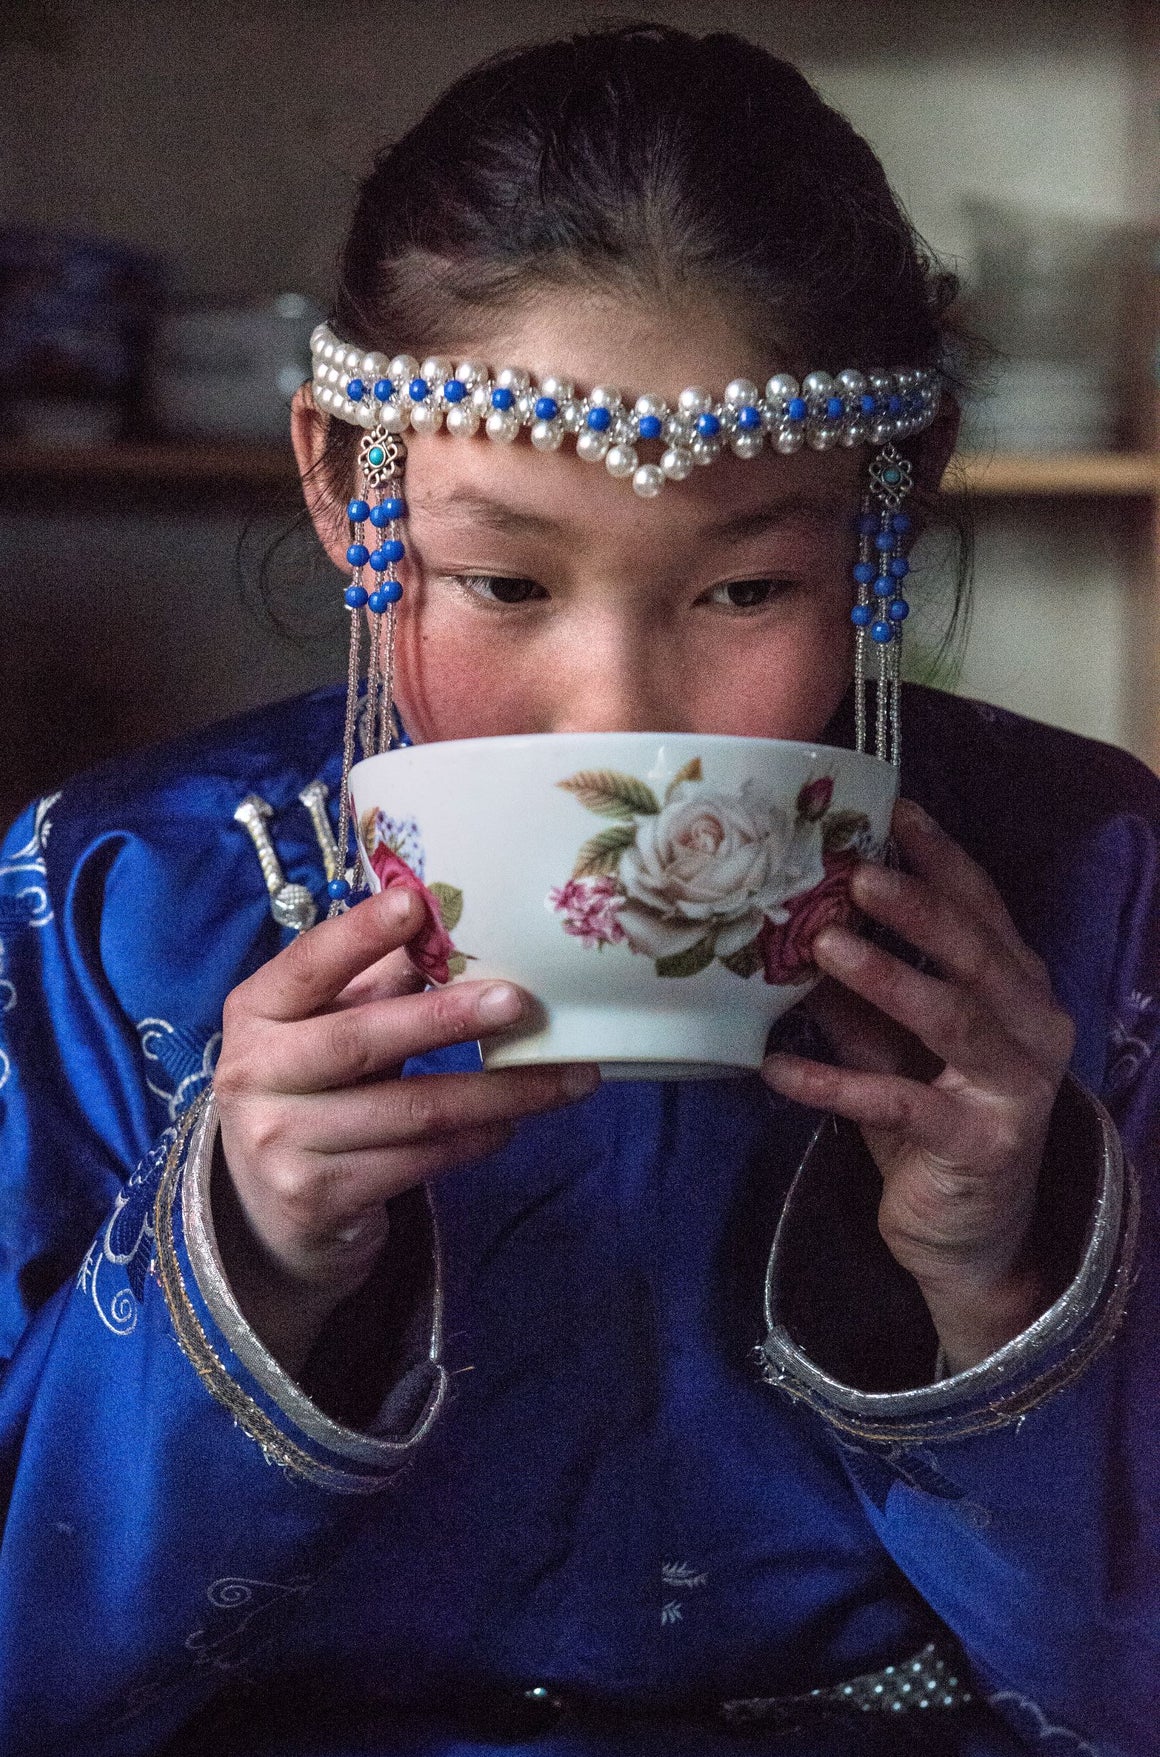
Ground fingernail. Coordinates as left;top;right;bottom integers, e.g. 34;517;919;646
899;798;937;834
561;1064;601;1099
852;862;899;900
378;886;412;922
814;925;862;965
477;983;524;1025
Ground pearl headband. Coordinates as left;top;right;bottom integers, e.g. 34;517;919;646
309;324;940;500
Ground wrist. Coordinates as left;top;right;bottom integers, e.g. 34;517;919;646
917;1257;1049;1375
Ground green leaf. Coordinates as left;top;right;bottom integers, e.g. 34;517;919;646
428;881;463;931
720;941;763;979
822;810;871;854
445;953;468;977
664;757;703;801
558;769;661;819
572;823;637;878
654;937;716;980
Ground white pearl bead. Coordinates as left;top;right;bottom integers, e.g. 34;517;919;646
388;354;419;384
338;372;351;392
576;429;610;462
870;420;893;444
456;359;489;388
868;370;891;393
409;401;442;433
632;464;665;498
810;424;839;450
588;384;621;409
660;446;693;480
678;385;711;416
837;369;866;398
486;409;519;444
766;373;799;402
324;364;340;385
775;426;804;454
316;385;333;409
663;414;693;447
802;371;833;400
378;402;408;433
470;384;491;414
724;378;760;408
311;326;330;354
358;403;377;428
362;353;384;379
840;422;867;447
633;392;667;419
605;443;638;478
691;435;721;466
320;340;336;363
420;356;453;386
445;404;480;437
540;375;574;403
730;429;765;459
561;400;584;433
496;365;530;392
530;418;564;451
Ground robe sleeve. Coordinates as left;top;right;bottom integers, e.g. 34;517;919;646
758;805;1160;1757
0;792;446;1756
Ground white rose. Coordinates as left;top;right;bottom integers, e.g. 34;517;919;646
616;779;826;959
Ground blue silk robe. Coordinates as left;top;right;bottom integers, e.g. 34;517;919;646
0;681;1156;1757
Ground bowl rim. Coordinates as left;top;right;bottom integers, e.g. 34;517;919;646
352;730;895;770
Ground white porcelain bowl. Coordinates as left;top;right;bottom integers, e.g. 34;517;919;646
349;732;898;1079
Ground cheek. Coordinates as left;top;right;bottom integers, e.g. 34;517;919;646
682;594;855;742
391;596;542;742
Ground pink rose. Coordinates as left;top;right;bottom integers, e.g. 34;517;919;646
369;843;456;984
796;776;835;822
756;850;858;986
548;876;626;949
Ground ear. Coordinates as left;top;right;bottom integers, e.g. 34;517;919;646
290;383;351;572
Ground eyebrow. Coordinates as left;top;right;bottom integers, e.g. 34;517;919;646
408;490;833;543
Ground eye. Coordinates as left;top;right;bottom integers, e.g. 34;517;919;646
706;578;796;610
456;574;547;605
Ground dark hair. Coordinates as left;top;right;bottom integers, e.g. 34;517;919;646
261;24;973;676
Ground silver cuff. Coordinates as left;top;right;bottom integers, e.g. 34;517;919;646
759;1076;1139;1444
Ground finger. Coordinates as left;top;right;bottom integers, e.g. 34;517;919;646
891;800;1046;982
266;977;539;1093
809;923;1050;1091
272;1061;601;1156
801;977;944;1081
332;944;426;1012
760;1051;969;1159
848;863;1073;1069
301;1121;522;1223
236;888;426;1024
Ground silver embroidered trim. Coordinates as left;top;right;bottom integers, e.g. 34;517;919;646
760;1076;1128;1426
181;1092;446;1463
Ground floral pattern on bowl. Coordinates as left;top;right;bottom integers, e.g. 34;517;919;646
355;805;469;982
547;764;875;984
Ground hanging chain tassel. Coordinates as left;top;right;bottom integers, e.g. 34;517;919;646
327;429;408;918
850;443;914;764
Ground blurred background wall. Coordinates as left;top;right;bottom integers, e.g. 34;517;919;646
1;0;1157;824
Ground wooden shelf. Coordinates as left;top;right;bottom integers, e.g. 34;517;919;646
952;451;1159;496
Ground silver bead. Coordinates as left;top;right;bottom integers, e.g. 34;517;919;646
560;400;584;433
663;413;693;446
724;377;760;408
775;425;804;454
408;400;443;434
470;383;492;414
485;408;519;444
837;369;867;399
515;390;535;422
576;428;610;463
388;354;419;384
530;417;564;451
605;443;638;478
632;463;665;497
678;385;712;416
540;374;574;403
496;365;530;393
691;435;721;466
868;370;892;393
802;370;834;400
661;446;694;480
588;383;622;410
730;429;765;459
445;403;480;437
766;373;799;402
633;392;668;419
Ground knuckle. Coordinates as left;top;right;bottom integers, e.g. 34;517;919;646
320;1008;374;1082
397;1082;442;1137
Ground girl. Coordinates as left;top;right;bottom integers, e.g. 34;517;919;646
0;26;1156;1757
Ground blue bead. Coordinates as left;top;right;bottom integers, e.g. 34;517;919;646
853;561;876;585
443;378;466;403
887;394;903;415
397;732;413;748
369;502;391;528
787;397;807;421
346;543;369;567
586;405;612;432
891;512;912;534
533;395;558;421
382;579;403;603
381;538;405;564
874;530;895;552
889;556;910;578
873;575;892;597
408;376;429;401
638;414;663;439
737;405;762;431
373;377;393;401
347;378;365;401
860;394;876;416
850;604;873;627
327;877;351;901
369;549;387;572
344;584;368;609
491;386;514;411
888;598;910;621
346;499;370;524
825;395;844;420
382;496;406;521
857;511;878;536
695;411;721;437
368;589;389;614
871;620;894;643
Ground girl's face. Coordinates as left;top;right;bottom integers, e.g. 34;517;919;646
297;292;867;745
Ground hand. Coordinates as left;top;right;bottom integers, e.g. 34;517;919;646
761;798;1076;1373
213;886;599;1374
